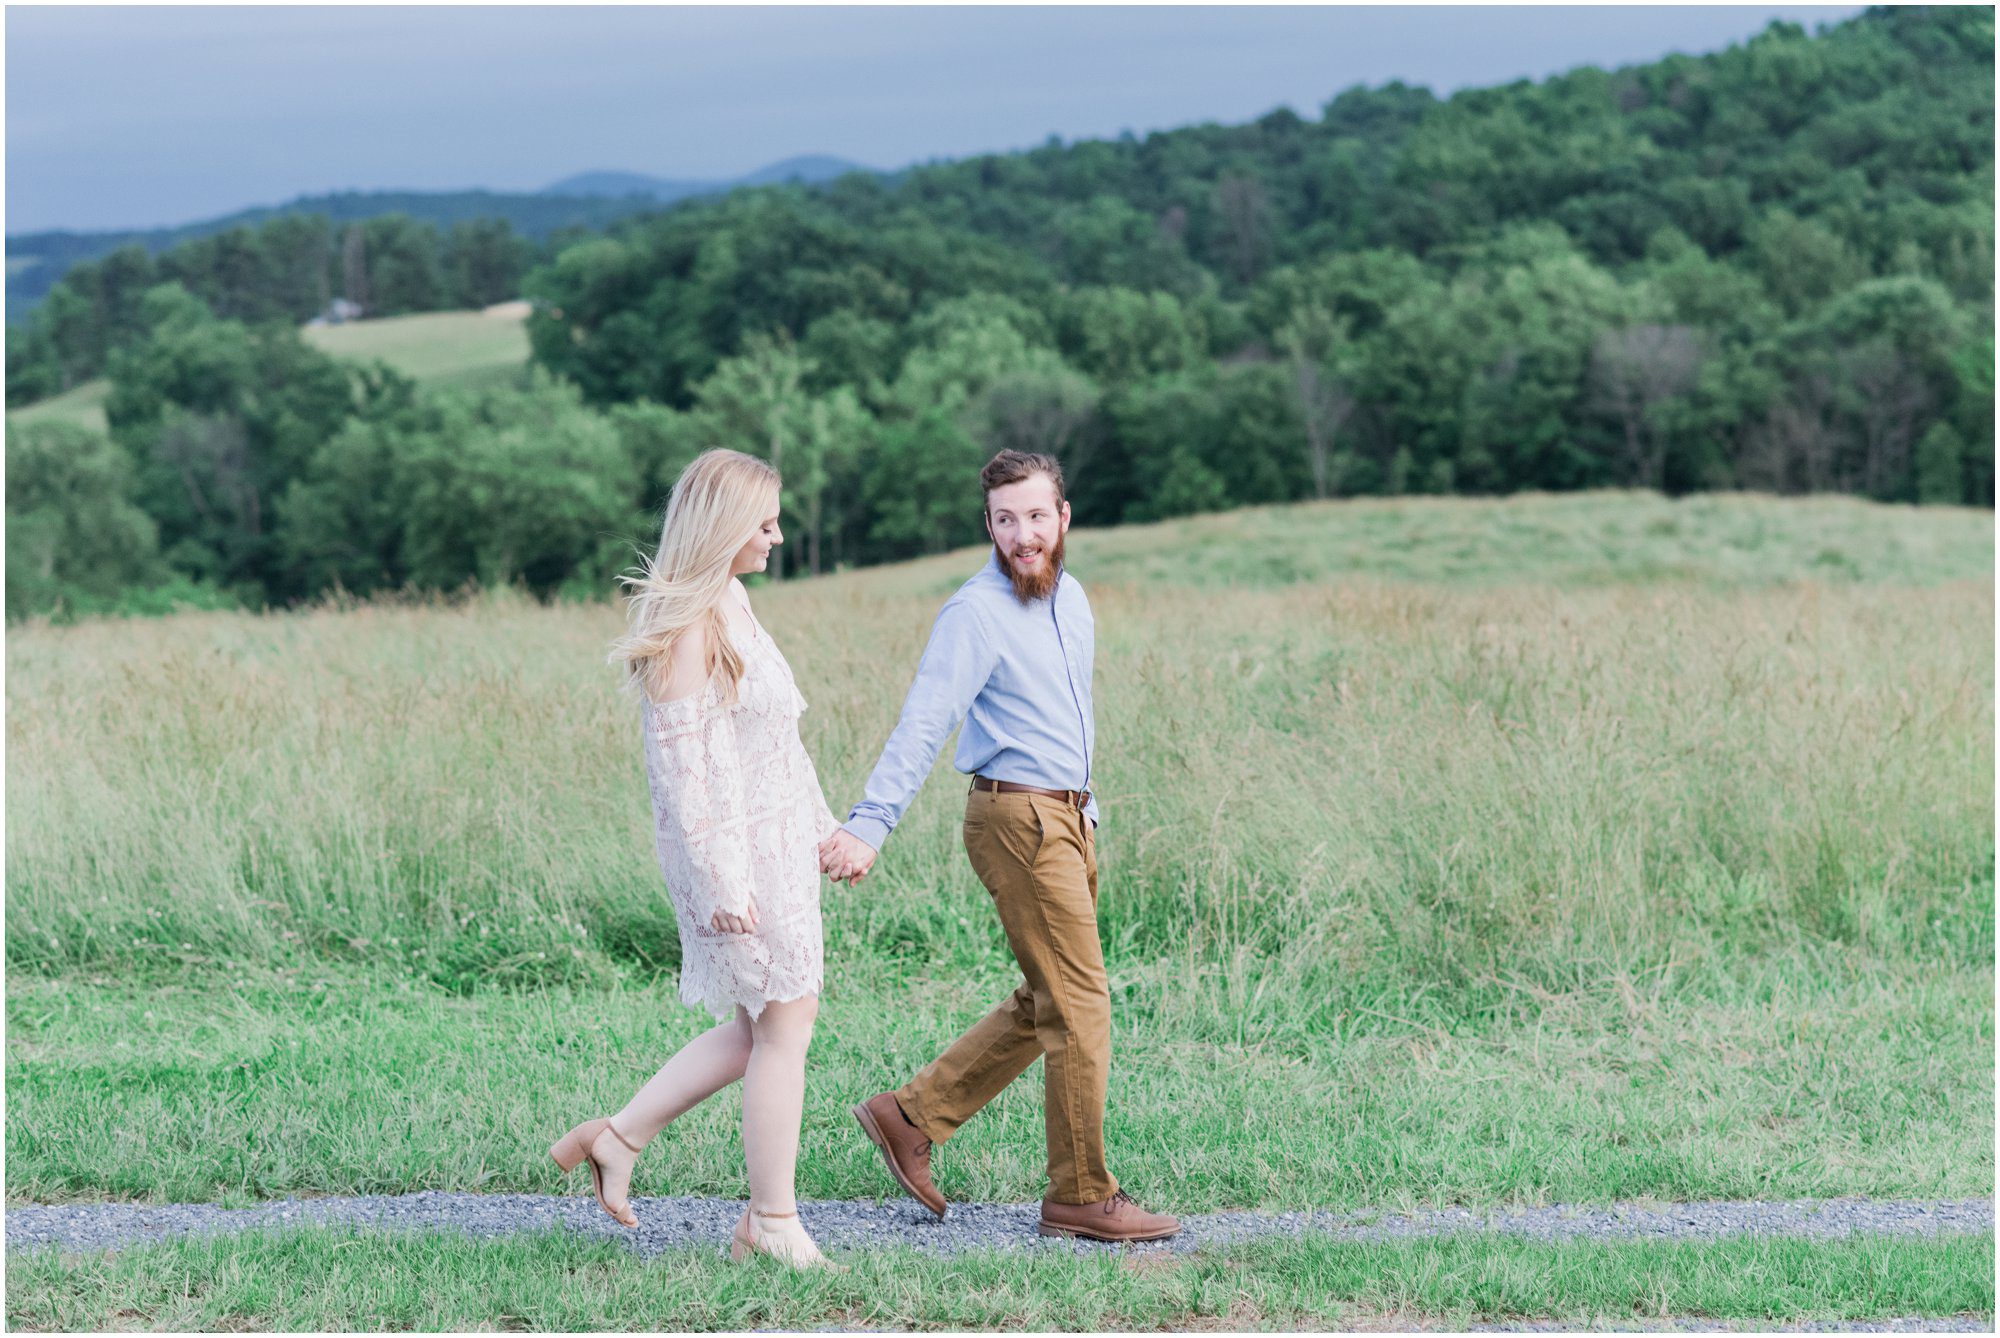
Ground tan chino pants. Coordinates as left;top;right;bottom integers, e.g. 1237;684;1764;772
896;784;1118;1205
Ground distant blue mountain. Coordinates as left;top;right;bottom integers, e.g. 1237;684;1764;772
540;171;712;200
542;155;873;202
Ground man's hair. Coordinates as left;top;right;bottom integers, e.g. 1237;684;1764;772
981;450;1066;514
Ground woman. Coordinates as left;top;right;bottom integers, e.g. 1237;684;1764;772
550;448;844;1269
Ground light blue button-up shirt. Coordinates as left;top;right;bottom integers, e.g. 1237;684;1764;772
842;552;1098;850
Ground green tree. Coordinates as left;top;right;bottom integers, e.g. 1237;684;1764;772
1806;276;1966;499
789;387;873;576
1106;365;1304;520
442;219;531;309
691;332;813;577
6;322;61;403
5;422;168;617
887;299;1068;420
1055;286;1205;385
862;409;987;557
1947;335;1994;505
106;284;358;598
357;215;445;315
1914;422;1968;505
800;310;900;396
608;401;709;513
970;365;1100;481
1587;323;1706;489
396;373;641;594
276;415;412;597
1750;210;1869;317
1278;301;1360;498
258;214;335;317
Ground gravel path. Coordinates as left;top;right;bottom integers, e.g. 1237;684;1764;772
7;1191;1991;1259
10;1196;1988;1332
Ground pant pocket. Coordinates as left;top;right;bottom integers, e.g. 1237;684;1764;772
967;794;1047;882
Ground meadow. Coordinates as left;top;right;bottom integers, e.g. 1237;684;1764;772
297;303;531;392
4;304;531;435
7;490;1992;1329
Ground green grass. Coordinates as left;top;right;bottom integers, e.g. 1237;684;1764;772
299;304;530;390
8;954;1987;1208
7;1227;1989;1331
5;377;111;434
860;490;1995;597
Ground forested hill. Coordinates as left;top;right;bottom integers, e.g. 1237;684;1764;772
6;7;1993;621
524;6;1992;506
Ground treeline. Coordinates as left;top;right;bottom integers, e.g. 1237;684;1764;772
6;213;548;401
6;7;1994;619
6;285;658;617
5;187;674;316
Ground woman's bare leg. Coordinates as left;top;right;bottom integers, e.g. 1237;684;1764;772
590;1009;754;1212
739;994;825;1261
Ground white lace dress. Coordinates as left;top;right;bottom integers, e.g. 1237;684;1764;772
640;616;840;1021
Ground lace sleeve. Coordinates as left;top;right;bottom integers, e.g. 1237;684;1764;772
648;691;755;923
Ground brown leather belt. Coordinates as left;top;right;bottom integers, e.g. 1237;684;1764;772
972;775;1091;809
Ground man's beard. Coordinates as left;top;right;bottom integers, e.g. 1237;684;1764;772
998;531;1065;604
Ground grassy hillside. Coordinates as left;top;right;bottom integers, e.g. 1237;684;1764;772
861;490;1996;599
298;303;531;391
5;376;112;433
5;304;531;434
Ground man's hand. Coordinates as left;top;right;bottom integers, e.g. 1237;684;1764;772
709;896;759;935
818;829;878;886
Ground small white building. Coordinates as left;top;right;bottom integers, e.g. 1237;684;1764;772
307;297;365;327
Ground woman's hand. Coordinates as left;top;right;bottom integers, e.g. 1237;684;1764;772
818;830;877;886
710;897;759;935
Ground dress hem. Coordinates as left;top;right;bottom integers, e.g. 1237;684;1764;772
681;977;825;1024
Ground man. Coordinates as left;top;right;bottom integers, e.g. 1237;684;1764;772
817;449;1180;1244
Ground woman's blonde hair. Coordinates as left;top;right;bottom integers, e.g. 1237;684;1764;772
610;448;781;703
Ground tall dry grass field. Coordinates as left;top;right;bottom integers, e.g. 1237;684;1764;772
10;494;1991;999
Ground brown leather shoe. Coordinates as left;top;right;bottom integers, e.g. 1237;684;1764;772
851;1092;947;1219
1038;1190;1181;1242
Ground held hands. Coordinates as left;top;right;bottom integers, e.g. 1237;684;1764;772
818;829;877;886
709;897;759;936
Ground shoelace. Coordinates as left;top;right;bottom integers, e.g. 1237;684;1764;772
1106;1190;1136;1213
895;1109;932;1156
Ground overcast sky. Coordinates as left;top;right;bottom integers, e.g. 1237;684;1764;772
7;5;1865;235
